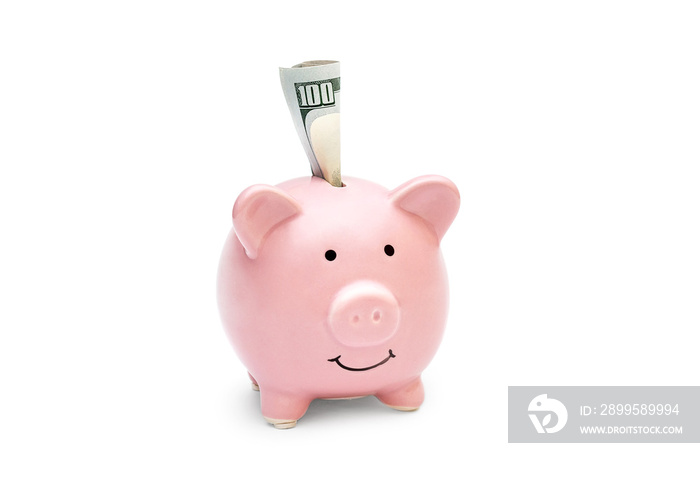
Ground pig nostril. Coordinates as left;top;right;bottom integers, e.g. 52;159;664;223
372;310;382;322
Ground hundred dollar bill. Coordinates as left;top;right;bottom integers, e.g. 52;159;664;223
279;60;341;187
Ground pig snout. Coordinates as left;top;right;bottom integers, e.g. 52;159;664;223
328;281;400;347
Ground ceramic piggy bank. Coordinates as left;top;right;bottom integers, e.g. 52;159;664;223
217;175;459;428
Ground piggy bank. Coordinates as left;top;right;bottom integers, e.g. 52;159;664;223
217;175;459;428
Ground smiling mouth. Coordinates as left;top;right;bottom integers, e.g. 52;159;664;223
327;350;396;372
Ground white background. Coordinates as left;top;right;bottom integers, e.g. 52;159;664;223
1;1;698;499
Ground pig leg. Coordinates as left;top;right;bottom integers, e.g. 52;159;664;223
375;377;424;411
259;389;312;429
247;372;259;391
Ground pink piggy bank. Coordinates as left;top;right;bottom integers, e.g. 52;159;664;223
217;175;459;428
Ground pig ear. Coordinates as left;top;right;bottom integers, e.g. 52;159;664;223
232;185;302;259
389;175;460;242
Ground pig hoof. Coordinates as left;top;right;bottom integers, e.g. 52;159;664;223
247;373;259;391
375;377;425;410
265;417;298;429
387;405;420;412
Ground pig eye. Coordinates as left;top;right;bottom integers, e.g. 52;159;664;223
325;250;337;261
384;244;395;257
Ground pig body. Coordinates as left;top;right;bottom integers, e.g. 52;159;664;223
217;175;459;428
